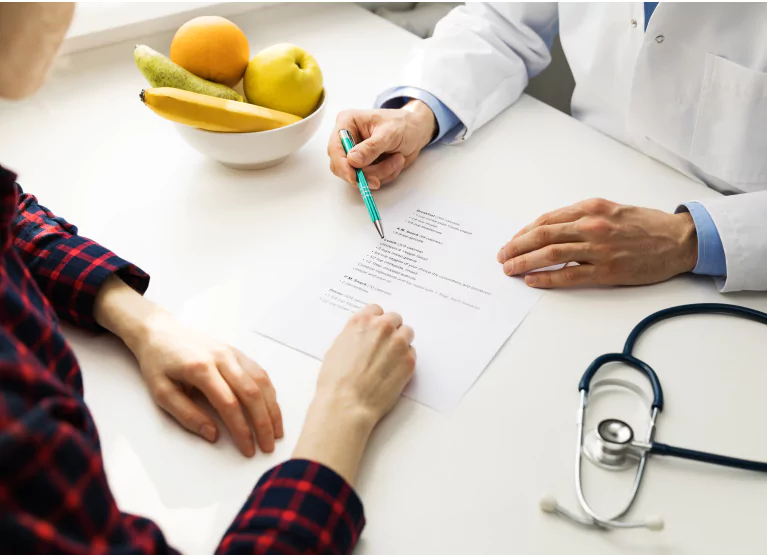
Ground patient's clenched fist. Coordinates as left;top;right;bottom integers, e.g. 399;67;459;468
316;304;416;425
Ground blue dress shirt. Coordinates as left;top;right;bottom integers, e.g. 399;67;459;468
376;2;727;277
644;2;659;30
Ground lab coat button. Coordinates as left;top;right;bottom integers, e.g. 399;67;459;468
655;35;665;43
631;18;637;28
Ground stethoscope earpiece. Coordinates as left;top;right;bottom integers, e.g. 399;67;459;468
538;494;665;531
538;494;559;514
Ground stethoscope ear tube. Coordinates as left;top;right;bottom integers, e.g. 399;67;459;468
578;353;664;411
622;303;767;355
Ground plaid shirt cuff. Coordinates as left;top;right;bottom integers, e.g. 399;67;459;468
35;236;150;330
13;188;149;331
218;459;365;555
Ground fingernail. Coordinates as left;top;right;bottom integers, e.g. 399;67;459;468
348;151;362;165
200;424;217;442
504;260;514;276
526;275;537;285
497;248;506;263
246;437;256;456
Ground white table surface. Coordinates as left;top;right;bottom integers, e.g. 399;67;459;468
2;3;767;554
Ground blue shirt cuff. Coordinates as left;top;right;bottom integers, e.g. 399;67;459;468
376;86;462;145
678;202;727;276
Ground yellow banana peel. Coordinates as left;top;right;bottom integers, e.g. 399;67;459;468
140;87;302;133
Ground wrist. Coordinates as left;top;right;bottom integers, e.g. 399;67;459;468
308;391;378;437
402;99;437;150
292;393;376;485
675;212;698;273
94;275;165;353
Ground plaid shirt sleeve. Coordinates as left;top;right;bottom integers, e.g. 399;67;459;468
2;353;365;555
217;460;366;555
11;186;150;330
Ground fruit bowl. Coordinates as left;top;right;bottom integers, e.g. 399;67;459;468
175;90;326;170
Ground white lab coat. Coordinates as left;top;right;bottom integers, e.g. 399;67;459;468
379;2;767;292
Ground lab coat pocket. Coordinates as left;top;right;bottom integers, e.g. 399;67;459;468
690;53;767;186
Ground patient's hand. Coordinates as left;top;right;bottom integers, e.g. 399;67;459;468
95;276;283;457
133;312;283;457
292;304;416;485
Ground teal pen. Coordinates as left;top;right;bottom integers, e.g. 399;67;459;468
339;130;384;239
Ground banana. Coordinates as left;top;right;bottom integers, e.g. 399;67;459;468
140;87;302;132
134;45;244;102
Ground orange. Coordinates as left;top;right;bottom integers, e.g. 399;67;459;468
170;16;250;88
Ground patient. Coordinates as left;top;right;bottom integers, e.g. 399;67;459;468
0;4;415;553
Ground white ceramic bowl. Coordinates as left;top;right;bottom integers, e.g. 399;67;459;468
175;91;326;170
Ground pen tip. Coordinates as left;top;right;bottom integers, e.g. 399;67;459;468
374;220;384;239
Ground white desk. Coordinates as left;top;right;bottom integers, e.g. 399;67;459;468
2;4;767;554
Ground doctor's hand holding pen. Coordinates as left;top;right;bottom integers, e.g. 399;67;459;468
328;99;437;190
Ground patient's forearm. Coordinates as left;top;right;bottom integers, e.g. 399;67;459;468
292;395;376;486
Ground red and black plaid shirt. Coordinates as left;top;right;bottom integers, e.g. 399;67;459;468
0;165;365;554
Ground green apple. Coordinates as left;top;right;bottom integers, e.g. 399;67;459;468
243;43;323;118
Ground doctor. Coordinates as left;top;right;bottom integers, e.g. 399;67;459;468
328;2;767;292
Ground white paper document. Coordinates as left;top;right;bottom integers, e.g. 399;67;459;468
254;193;543;412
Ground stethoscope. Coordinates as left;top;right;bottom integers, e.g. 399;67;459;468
540;303;767;531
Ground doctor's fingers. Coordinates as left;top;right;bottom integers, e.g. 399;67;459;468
498;222;583;263
328;136;357;184
524;264;598;289
503;242;594;276
514;198;623;240
328;111;369;183
363;153;406;189
512;205;590;240
346;125;402;168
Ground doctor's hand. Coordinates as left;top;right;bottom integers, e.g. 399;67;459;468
292;304;416;484
94;276;283;457
328;100;437;189
496;198;699;288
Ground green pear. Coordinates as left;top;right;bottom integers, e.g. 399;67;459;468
134;45;244;102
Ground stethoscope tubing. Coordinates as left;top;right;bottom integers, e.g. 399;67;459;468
650;442;767;472
623;303;767;355
564;302;767;531
581;302;767;474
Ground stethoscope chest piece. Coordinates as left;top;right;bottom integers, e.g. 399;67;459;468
583;419;641;471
